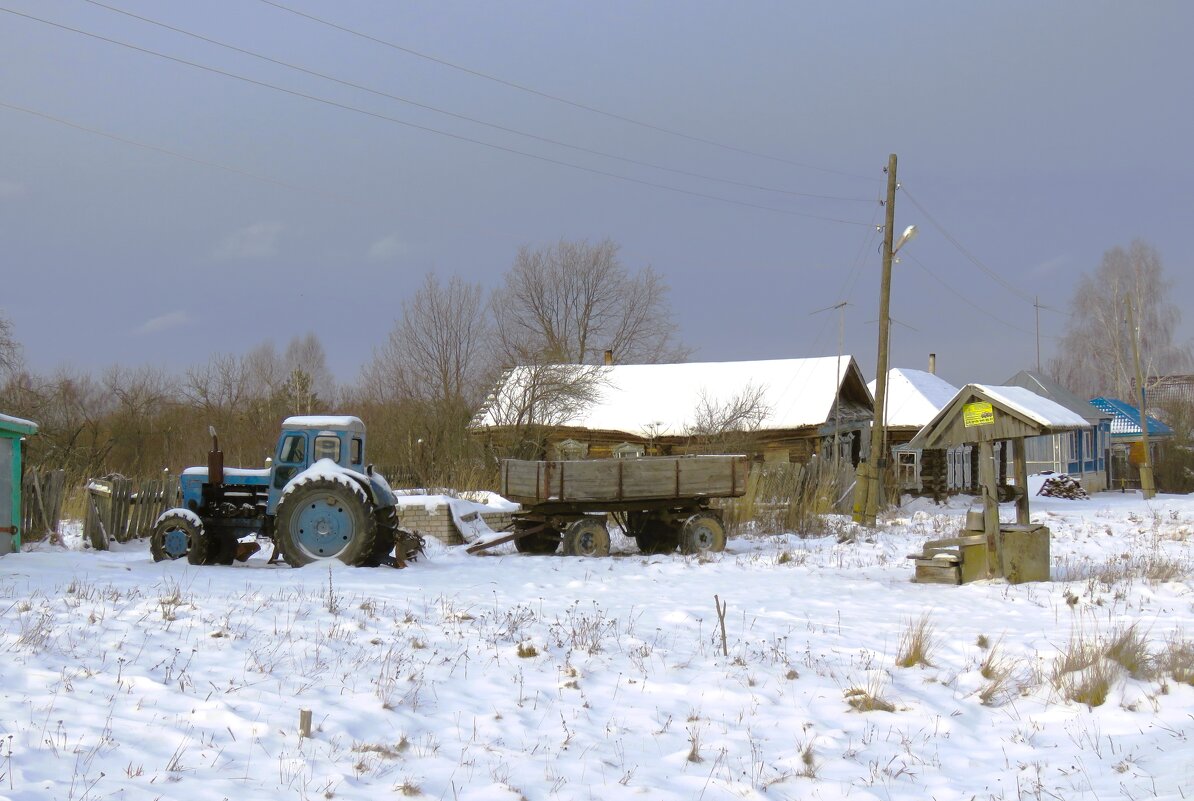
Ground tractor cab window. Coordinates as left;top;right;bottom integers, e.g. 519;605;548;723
314;436;341;463
351;437;363;465
279;434;306;464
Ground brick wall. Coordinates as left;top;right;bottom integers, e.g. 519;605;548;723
395;501;514;546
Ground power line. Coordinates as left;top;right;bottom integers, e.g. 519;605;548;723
257;0;880;183
79;0;873;204
904;252;1056;339
0;99;351;201
0;6;874;225
899;184;1039;305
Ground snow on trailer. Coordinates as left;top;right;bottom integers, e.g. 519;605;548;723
468;455;749;558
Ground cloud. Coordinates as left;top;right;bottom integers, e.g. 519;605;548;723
214;221;284;260
367;234;408;262
135;310;194;335
0;180;26;200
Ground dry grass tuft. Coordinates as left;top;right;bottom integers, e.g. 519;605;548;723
1105;624;1152;679
840;682;897;716
895;614;936;668
977;642;1022;707
516;642;538;658
1050;631;1122;707
1158;635;1194;686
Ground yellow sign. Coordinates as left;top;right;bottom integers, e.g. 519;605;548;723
963;401;995;427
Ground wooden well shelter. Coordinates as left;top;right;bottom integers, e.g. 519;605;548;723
0;412;38;555
905;384;1088;583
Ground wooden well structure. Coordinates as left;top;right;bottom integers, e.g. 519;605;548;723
905;384;1088;584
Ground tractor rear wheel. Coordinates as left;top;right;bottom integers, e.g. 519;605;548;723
680;512;726;555
151;511;201;562
275;478;377;567
562;517;610;558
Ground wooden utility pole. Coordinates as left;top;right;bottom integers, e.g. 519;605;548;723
861;153;899;527
1126;296;1157;499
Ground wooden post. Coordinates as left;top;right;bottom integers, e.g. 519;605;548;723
863;153;899;527
299;709;312;739
977;439;1001;578
1012;438;1030;525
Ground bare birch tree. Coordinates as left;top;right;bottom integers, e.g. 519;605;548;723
1050;240;1190;399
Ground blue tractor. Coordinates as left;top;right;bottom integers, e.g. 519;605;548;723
150;416;422;567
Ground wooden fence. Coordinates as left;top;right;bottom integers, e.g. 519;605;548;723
83;474;180;550
21;469;67;542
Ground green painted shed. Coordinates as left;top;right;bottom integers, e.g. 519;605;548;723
0;412;38;555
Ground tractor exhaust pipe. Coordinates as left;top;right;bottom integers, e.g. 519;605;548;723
208;425;224;486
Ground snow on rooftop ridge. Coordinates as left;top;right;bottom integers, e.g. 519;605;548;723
974;384;1090;429
476;356;864;437
867;368;958;428
0;412;38;433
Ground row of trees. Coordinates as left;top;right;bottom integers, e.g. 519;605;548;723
0;239;685;487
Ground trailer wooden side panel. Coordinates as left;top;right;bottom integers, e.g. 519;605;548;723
501;456;748;505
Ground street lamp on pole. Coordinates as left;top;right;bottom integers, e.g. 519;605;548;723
858;153;916;527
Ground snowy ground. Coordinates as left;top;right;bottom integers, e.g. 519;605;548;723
2;483;1194;801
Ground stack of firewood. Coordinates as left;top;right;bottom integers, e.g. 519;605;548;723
1036;474;1089;500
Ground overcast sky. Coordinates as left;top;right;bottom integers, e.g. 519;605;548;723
2;1;1191;390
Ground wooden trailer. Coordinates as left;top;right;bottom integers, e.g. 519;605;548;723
468;455;750;557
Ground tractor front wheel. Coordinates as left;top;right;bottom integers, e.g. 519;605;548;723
275;478;377;567
150;511;201;562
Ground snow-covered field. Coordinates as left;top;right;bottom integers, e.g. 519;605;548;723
3;484;1194;801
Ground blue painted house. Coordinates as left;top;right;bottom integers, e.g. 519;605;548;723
1089;396;1173;490
1003;371;1111;491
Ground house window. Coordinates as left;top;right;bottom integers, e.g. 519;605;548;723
895;450;919;489
613;442;645;459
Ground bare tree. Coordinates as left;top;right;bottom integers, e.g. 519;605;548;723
471;363;607;460
364;274;489;408
491;238;687;366
359;274;492;484
283;333;335;415
686;383;770;453
1050;240;1190;399
0;312;21;378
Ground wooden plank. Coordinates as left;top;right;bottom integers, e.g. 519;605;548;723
500;456;749;505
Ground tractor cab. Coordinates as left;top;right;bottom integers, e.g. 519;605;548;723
266;415;367;513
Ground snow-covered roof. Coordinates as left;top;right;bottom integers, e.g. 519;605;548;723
908;383;1089;450
1002;370;1111;423
0;412;37;435
1090;397;1174;437
282;415;364;432
474;357;871;438
972;384;1091;428
867;368;958;429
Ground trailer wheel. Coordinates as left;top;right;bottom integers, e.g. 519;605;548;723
680;512;726;555
151;512;200;562
275;478;377;567
562;518;610;558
